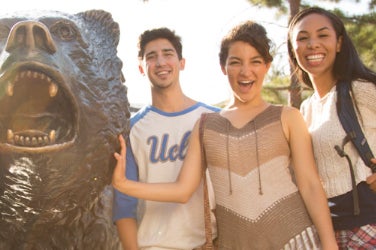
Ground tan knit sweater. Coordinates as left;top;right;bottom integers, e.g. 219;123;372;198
202;106;320;250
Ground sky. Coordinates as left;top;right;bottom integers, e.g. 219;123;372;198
0;0;368;106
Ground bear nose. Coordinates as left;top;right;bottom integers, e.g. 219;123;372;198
5;20;56;54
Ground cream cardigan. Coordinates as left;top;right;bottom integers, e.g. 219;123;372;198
300;80;376;198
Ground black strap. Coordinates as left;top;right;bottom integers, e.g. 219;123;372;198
335;138;360;215
336;81;376;173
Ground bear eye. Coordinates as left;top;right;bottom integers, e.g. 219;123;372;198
50;20;78;41
0;24;10;40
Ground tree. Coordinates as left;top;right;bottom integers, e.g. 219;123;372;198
336;10;376;71
247;0;376;108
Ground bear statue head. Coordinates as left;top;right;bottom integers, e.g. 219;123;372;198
0;9;129;249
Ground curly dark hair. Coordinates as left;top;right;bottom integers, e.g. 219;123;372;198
219;20;274;67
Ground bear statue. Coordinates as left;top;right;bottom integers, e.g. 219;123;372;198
0;9;129;250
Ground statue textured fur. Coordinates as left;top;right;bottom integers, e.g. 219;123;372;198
0;9;129;249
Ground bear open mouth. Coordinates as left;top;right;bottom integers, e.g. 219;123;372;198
0;66;78;152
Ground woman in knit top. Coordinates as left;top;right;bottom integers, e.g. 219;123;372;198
287;6;376;249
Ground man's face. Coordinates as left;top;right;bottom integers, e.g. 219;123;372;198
139;38;185;90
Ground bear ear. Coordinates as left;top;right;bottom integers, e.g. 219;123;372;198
76;9;120;49
75;9;123;83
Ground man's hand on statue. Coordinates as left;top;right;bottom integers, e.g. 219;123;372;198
112;134;127;191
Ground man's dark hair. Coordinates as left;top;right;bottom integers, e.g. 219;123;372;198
138;27;183;60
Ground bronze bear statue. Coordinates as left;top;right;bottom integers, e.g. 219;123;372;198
0;9;129;250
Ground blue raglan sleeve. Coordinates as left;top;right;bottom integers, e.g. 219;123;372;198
112;140;138;222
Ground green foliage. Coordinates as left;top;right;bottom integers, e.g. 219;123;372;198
247;0;283;8
369;0;376;9
262;65;290;104
342;12;376;71
348;25;376;71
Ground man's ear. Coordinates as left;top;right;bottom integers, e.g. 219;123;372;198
221;65;227;75
139;64;145;75
179;58;186;70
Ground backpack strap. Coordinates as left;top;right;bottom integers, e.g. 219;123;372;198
336;80;376;173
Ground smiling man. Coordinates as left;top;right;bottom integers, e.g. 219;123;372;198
112;27;219;250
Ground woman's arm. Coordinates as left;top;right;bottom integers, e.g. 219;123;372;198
366;159;376;192
112;121;203;203
282;106;338;250
116;218;138;250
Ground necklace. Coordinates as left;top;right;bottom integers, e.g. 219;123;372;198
225;118;263;196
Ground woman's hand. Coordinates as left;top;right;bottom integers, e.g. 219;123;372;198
112;134;127;191
366;158;376;192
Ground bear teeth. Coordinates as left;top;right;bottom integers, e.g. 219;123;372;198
6;70;59;97
7;129;56;146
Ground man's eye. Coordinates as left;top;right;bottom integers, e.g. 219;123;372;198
164;53;174;57
0;24;10;40
146;55;156;60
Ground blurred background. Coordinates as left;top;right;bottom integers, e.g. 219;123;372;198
1;0;374;109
